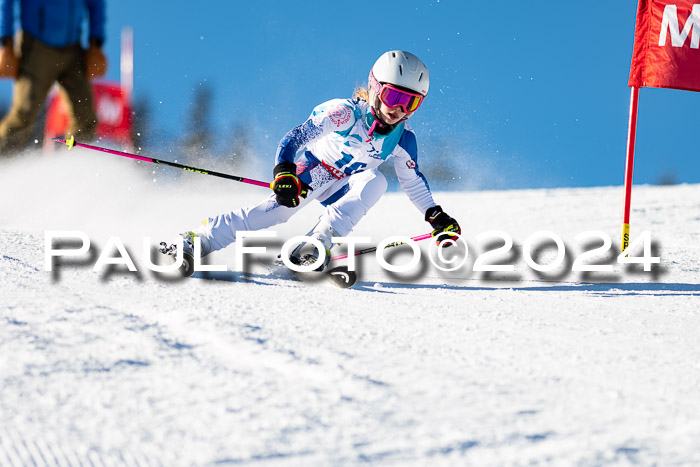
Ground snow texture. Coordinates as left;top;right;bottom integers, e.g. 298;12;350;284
1;150;699;466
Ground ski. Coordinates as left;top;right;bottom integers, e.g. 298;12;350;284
159;241;356;288
274;255;357;288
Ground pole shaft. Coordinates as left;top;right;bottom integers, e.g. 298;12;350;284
331;233;433;262
621;86;640;251
53;138;270;188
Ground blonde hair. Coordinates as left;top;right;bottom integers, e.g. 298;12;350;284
353;84;370;102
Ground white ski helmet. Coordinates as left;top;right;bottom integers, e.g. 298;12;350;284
366;51;429;133
370;50;430;98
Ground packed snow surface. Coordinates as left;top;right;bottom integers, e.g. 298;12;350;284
1;150;699;466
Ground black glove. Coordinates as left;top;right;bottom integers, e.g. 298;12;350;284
425;205;461;247
271;162;310;208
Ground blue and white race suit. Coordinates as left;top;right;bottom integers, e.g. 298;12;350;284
195;97;437;254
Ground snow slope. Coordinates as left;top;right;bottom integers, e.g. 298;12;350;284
1;150;699;466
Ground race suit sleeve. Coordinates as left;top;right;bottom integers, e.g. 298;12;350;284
0;0;14;38
275;99;357;165
86;0;107;42
392;128;437;214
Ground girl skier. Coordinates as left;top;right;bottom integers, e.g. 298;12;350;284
168;50;461;275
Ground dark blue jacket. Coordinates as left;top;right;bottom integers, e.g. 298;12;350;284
0;0;105;47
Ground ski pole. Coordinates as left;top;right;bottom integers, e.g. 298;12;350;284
331;232;433;262
53;136;271;189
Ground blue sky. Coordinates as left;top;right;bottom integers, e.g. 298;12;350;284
2;0;699;189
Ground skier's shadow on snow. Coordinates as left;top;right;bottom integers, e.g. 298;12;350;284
353;239;676;295
166;237;674;294
352;281;700;297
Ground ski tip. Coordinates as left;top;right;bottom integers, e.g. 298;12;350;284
327;265;357;289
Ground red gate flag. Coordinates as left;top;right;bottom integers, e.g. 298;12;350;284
45;81;133;146
629;0;700;91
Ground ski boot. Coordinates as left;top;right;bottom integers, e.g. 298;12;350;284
289;221;337;272
159;231;210;278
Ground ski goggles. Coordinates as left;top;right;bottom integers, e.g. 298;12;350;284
379;84;424;113
369;71;425;114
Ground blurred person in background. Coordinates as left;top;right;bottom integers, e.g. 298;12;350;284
0;0;107;156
